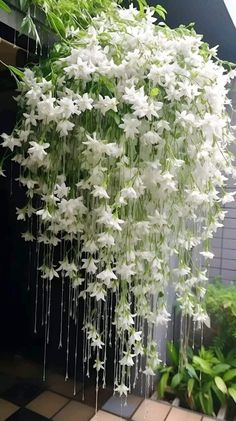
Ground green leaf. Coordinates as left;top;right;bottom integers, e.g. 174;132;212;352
155;5;167;20
109;110;120;126
228;387;236;403
211;383;225;405
47;11;65;37
199;391;208;414
7;65;24;79
205;390;214;416
167;341;179;366
158;371;169;398
213;364;230;375
0;0;11;12
223;368;236;382
186;363;199;380
214;376;228;394
193;356;213;375
187;378;195;397
171;372;183;389
19;0;29;12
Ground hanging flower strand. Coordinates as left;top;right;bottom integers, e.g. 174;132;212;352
1;3;236;396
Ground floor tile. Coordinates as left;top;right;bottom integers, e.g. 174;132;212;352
74;385;113;408
53;401;95;421
166;407;202;421
202;418;215;420
90;410;124;420
26;391;69;418
47;372;82;398
5;408;50;421
132;400;171;421
0;399;19;421
102;394;143;419
2;382;42;406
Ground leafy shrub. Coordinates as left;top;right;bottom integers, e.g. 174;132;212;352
205;280;236;351
157;342;236;416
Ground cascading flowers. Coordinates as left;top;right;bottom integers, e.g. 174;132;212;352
1;3;236;398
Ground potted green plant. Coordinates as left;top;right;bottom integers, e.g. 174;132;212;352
157;342;236;418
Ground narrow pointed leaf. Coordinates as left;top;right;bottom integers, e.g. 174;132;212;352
0;0;11;13
215;376;228;394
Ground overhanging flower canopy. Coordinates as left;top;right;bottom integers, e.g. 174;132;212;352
1;3;236;398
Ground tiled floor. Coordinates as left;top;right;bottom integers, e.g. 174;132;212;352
0;354;216;421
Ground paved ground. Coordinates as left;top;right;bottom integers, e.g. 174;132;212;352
0;355;215;421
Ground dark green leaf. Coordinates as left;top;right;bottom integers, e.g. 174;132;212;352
158;371;169;398
211;383;225;405
186;363;199;380
47;11;65;37
213;364;230;375
223;368;236;382
171;372;183;389
19;0;29;12
205;390;214;416
187;378;195;397
167;341;179;366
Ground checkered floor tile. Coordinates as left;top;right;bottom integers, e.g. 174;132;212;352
0;355;209;420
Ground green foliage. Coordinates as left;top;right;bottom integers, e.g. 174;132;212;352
157;342;236;416
16;0;167;47
0;0;11;12
205;280;236;351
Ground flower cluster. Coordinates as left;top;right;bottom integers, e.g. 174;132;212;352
2;4;236;396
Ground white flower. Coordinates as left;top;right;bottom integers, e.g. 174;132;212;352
116;263;136;279
93;359;104;371
129;330;142;345
103;143;121;157
22;231;35;242
36;208;52;221
37;95;57;122
120;187;137;203
75;93;93;112
95;95;118;115
82;257;98;274
40;265;59;281
97;232;115;248
87;282;106;301
28;141;50;162
92;185;110;199
57;259;77;277
120;352;135;367
56;120;75;137
200;251;214;259
119;114;141;139
221;192;236;205
54;182;70;199
115;383;129;397
82;239;98;254
97;269;117;286
91;336;105;349
1;133;21;151
58;97;80;119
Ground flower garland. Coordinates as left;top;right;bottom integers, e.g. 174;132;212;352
1;3;236;399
